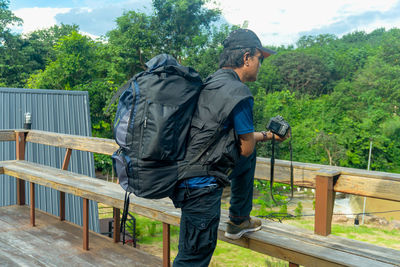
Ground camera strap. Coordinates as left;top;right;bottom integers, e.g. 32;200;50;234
270;135;277;204
270;130;294;205
289;129;293;201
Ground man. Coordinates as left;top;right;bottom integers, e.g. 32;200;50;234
171;29;287;266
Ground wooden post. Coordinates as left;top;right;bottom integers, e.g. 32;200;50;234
113;208;120;243
83;198;89;250
16;131;26;205
60;148;72;221
289;262;299;267
163;223;171;267
59;192;65;221
62;148;72;170
30;182;35;226
314;169;340;236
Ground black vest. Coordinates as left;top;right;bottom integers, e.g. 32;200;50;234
178;68;253;185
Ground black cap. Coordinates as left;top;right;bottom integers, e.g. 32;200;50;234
223;29;276;58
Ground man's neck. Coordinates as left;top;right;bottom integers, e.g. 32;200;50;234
222;67;245;82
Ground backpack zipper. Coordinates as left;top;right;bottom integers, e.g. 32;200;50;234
139;100;150;157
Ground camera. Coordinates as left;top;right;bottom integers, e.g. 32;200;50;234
266;115;290;138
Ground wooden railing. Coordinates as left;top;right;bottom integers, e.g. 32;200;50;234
1;129;400;266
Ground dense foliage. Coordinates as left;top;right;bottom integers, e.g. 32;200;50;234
1;0;400;173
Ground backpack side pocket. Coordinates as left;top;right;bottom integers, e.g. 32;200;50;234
112;149;133;191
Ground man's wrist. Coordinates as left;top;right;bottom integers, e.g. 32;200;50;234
261;131;268;141
260;131;275;141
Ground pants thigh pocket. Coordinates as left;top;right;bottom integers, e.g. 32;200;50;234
182;213;219;253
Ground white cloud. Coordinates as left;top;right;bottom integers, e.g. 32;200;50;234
13;7;71;34
11;0;400;46
79;31;101;40
11;1;151;37
209;0;399;46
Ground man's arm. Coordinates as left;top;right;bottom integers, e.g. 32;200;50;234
238;132;256;157
232;98;288;157
239;131;287;157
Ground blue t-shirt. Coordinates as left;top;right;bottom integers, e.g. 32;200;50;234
179;98;254;188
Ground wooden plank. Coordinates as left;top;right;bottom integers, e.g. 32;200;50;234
0;130;16;141
335;174;400;201
217;222;395;267
315;169;341;177
228;215;400;265
256;158;400;183
255;157;322;188
0;160;181;226
19;129;400;201
0;205;162;266
255;158;400;202
25;130;119;155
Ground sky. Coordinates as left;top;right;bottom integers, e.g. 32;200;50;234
9;0;400;46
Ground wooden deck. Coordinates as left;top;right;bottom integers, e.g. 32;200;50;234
1;160;400;266
0;205;162;266
2;129;400;267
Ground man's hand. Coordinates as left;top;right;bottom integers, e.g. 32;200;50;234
260;131;290;142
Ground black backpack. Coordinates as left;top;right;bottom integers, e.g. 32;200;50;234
112;54;203;199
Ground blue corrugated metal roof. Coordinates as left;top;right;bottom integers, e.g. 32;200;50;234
0;88;99;232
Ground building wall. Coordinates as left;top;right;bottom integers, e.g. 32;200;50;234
0;88;99;232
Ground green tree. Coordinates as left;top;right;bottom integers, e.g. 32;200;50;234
27;31;101;89
0;0;22;35
0;33;28;87
183;24;234;78
24;24;79;68
151;0;221;60
0;0;24;86
310;130;345;166
26;31;114;138
105;0;221;83
268;51;331;96
0;24;79;87
296;34;337;49
105;11;156;83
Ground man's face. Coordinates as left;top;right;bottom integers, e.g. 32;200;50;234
244;50;263;82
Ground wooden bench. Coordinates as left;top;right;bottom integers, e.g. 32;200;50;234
1;129;400;266
1;160;400;267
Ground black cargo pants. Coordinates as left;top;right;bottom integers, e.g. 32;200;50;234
171;151;256;266
171;184;223;267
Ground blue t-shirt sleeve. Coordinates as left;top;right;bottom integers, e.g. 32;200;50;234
232;98;254;135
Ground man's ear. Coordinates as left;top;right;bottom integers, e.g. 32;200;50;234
243;52;250;66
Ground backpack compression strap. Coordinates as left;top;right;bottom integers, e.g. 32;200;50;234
120;191;132;245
